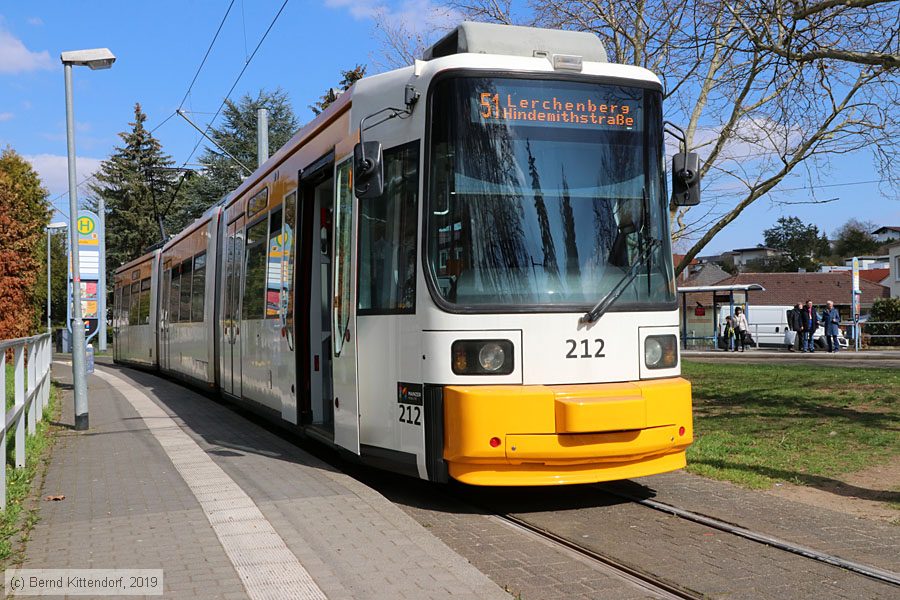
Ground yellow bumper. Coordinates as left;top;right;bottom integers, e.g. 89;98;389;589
443;377;693;486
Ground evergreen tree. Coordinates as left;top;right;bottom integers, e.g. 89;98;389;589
181;89;299;220
0;148;51;337
833;219;881;258
761;216;829;272
87;103;182;278
310;65;366;115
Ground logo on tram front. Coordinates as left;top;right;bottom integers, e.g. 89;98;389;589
397;382;423;406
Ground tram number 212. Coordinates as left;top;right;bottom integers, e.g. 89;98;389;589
399;404;422;426
565;339;606;359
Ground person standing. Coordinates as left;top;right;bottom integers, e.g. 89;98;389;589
722;316;736;351
801;299;819;353
786;303;803;352
822;300;841;353
733;307;749;352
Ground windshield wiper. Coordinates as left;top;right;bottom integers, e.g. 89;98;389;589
580;237;660;324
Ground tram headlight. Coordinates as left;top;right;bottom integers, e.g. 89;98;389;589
479;343;505;372
451;340;514;375
644;335;677;370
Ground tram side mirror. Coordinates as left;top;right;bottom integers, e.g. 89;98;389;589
671;152;701;206
354;141;384;199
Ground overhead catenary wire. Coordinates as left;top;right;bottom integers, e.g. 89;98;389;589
149;0;236;134
177;0;291;170
177;0;237;110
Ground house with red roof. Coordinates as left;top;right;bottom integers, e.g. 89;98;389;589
712;271;889;312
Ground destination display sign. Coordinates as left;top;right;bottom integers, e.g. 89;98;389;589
472;81;642;131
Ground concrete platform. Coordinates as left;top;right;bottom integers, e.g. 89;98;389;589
18;360;509;600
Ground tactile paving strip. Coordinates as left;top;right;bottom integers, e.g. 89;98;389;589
94;369;328;600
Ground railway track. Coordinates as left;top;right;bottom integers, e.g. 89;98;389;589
443;479;900;600
600;487;900;588
491;511;704;600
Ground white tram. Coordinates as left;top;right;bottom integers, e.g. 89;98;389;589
114;22;701;486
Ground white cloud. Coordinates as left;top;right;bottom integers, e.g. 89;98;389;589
24;153;103;199
0;112;13;122
26;17;43;26
325;0;380;19
328;0;457;29
0;24;53;74
382;0;459;32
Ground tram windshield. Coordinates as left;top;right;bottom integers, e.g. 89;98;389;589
426;76;675;309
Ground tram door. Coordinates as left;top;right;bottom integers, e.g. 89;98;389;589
159;267;170;370
222;217;244;397
330;160;360;454
298;167;335;432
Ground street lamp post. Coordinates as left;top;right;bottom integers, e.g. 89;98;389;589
61;48;115;431
46;222;67;332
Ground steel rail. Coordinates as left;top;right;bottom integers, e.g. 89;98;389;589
604;489;900;587
492;512;703;600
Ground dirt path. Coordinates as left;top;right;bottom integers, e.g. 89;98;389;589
766;458;900;523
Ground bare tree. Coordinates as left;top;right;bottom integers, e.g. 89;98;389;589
376;0;899;274
736;0;900;68
372;5;462;70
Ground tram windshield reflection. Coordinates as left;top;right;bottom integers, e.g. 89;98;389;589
426;76;675;309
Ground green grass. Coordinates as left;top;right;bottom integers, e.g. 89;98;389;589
0;370;58;563
683;361;900;489
5;363;31;410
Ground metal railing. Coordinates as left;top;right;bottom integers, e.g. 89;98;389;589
856;321;900;349
686;320;900;351
1;333;52;511
686;321;849;350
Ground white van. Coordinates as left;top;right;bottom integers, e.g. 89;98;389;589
718;305;849;349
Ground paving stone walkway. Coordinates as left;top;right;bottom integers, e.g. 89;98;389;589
15;360;509;600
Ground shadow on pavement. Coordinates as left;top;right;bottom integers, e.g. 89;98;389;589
689;457;900;503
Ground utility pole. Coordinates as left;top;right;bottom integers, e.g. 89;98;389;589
61;47;116;431
257;108;269;167
63;62;89;430
46;228;51;331
98;195;107;351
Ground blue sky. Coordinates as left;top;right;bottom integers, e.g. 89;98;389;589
0;1;896;255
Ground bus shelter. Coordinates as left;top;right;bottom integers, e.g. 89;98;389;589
677;284;765;349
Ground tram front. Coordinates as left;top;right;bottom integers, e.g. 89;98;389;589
348;22;700;486
407;26;698;486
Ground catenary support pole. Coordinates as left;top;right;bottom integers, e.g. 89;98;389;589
98;195;107;351
46;228;51;331
257;108;269;167
64;62;89;430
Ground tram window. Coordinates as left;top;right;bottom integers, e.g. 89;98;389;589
283;191;297;330
112;288;119;327
357;141;419;314
333;161;352;353
179;259;193;323
265;208;283;319
129;282;140;324
243;219;268;320
169;265;181;323
139;278;151;324
161;269;170;324
191;253;206;322
120;285;130;326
